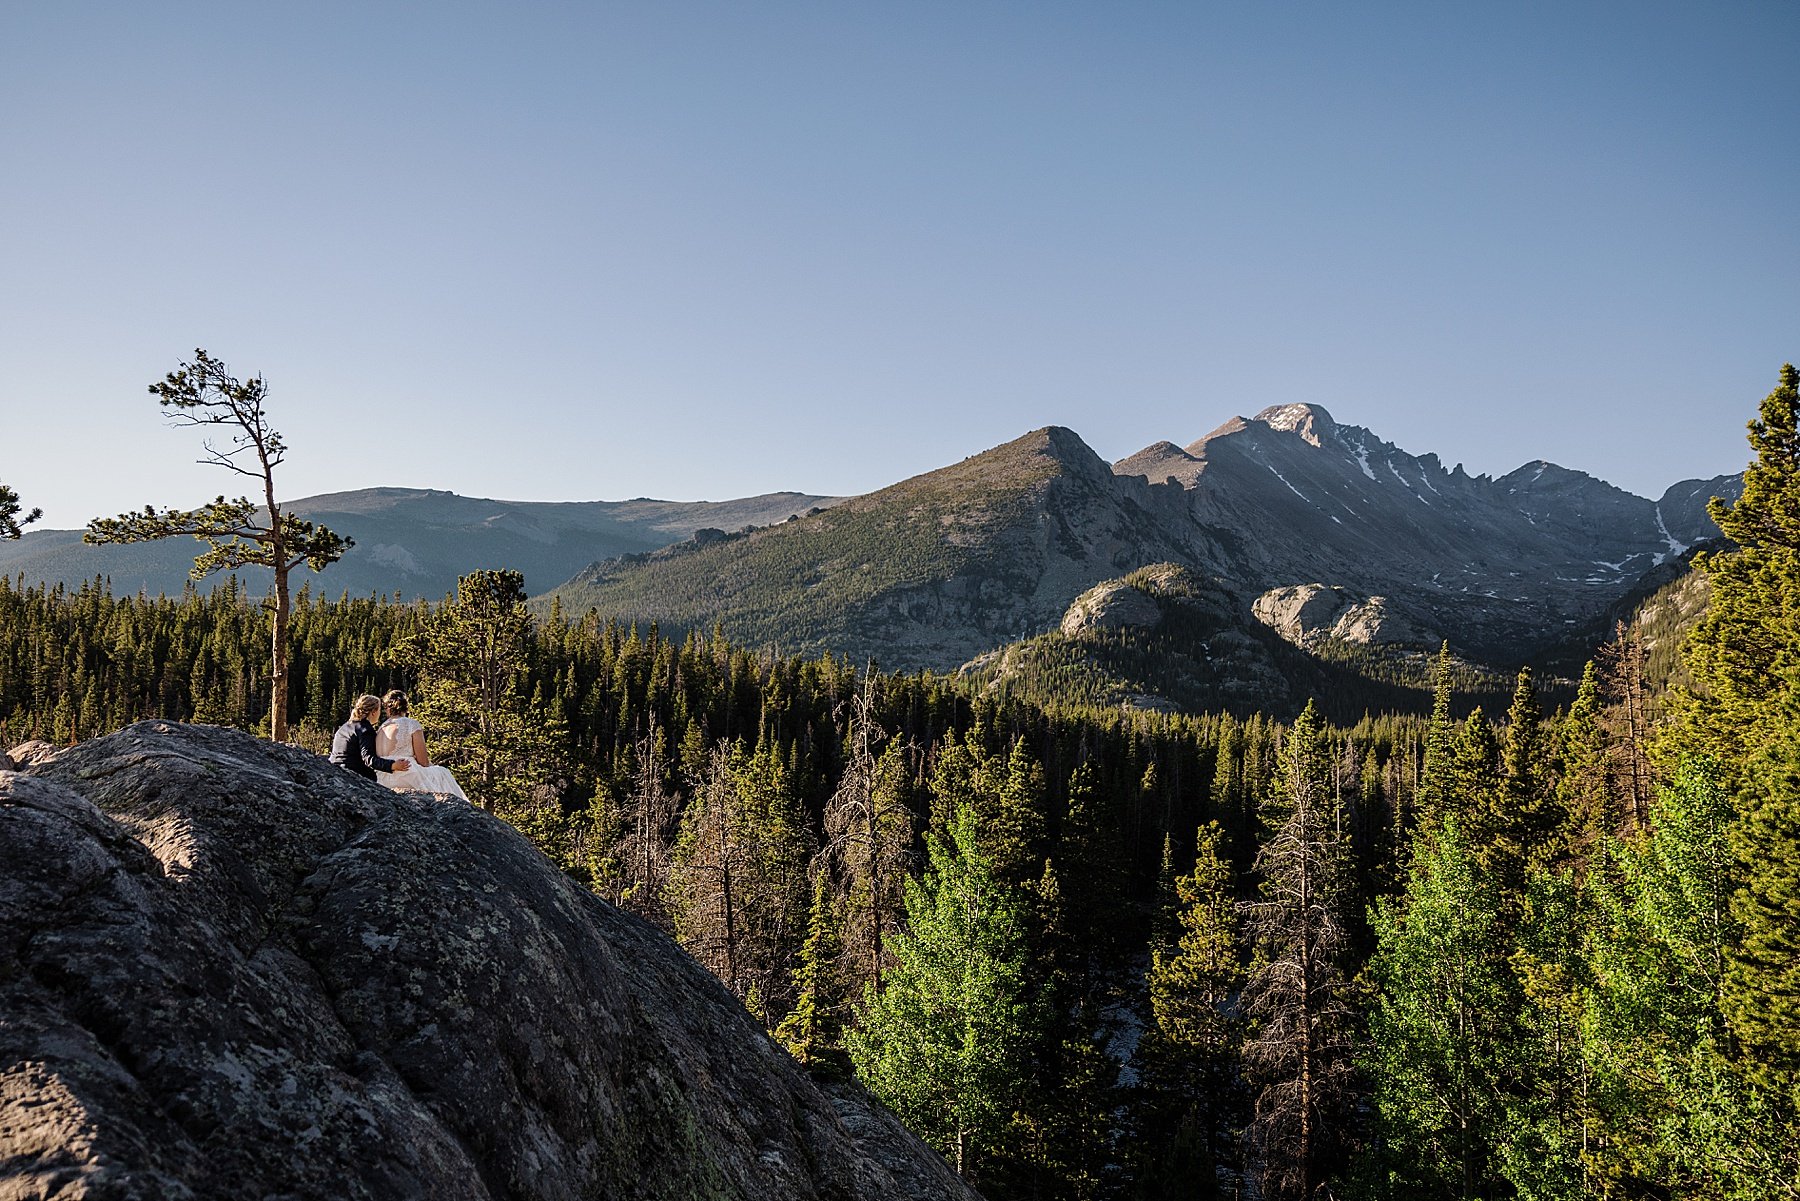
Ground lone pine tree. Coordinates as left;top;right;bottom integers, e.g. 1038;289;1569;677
84;350;350;740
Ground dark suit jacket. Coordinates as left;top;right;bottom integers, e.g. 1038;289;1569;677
329;718;399;779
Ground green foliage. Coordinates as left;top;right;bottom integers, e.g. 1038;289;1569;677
81;350;350;740
0;575;416;746
1679;363;1800;766
1710;363;1800;554
0;482;41;540
1141;822;1243;1189
846;798;1043;1180
87;495;349;578
1240;701;1358;1201
1503;667;1549;846
1725;726;1800;1096
395;570;568;820
1666;363;1800;1185
668;739;813;1015
1504;866;1589;1201
775;872;847;1069
1586;759;1798;1197
1557;662;1613;858
27;380;1798;1201
1363;817;1518;1199
543;431;1063;664
822;710;916;999
1416;643;1459;830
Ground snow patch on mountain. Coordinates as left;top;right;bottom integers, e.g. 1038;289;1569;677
1654;504;1689;557
1267;465;1310;502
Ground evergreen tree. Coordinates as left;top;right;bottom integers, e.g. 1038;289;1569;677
1557;661;1613;861
1725;723;1800;1098
847;798;1041;1182
1148;821;1241;1074
596;720;679;930
998;858;1116;1201
1585;759;1795;1197
669;739;812;1018
1212;715;1248;866
733;737;815;1016
1240;701;1357;1201
84;350;351;740
1503;666;1553;871
1364;817;1517;1200
1505;864;1590;1201
989;736;1050;887
822;677;914;998
1141;821;1243;1195
1060;760;1128;967
1416;643;1458;830
1676;365;1800;1120
669;742;757;999
0;481;40;539
394;569;567;818
1685;361;1800;766
776;871;847;1068
1597;622;1654;831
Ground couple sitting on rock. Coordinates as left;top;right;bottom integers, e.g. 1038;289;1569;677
329;690;469;803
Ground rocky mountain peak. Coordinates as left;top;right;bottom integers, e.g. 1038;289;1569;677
544;405;1742;675
1033;424;1114;480
1252;402;1339;447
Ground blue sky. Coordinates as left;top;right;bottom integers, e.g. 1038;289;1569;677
4;1;1796;527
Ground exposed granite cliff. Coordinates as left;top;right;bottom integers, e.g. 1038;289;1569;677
0;722;975;1201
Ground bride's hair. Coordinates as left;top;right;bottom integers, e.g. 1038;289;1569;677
382;689;409;716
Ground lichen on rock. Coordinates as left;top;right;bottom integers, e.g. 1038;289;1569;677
0;722;976;1201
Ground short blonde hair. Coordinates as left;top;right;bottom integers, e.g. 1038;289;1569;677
351;694;382;720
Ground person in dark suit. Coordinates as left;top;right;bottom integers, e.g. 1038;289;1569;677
330;694;411;781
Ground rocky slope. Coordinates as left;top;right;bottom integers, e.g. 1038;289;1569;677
0;487;839;600
543;407;1740;674
0;722;974;1201
1118;404;1740;656
542;428;1208;670
960;563;1518;722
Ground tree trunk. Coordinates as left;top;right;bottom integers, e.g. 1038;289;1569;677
270;564;289;741
264;467;288;743
1297;802;1314;1201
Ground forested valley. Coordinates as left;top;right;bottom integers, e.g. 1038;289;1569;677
2;371;1798;1200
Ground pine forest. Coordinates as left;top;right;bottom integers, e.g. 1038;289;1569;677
3;368;1798;1199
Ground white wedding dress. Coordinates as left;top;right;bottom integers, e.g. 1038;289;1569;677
376;716;471;802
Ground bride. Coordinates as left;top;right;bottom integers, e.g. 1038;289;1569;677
375;689;471;802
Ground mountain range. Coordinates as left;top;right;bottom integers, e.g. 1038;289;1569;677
0;487;838;600
544;404;1740;674
7;406;1741;696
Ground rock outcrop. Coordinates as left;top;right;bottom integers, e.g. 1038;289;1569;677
1251;584;1436;649
1060;580;1163;636
0;722;975;1201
